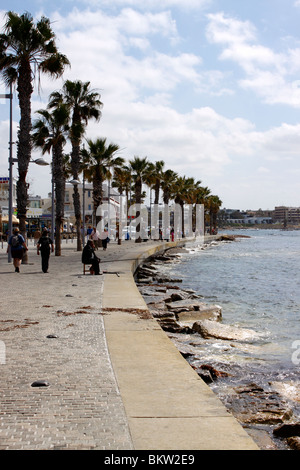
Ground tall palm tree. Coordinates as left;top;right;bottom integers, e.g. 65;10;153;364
161;169;178;205
112;165;131;203
81;138;124;225
49;80;102;250
129;156;150;243
112;165;132;240
173;176;195;238
153;160;165;204
0;11;70;255
186;184;210;236
32;103;69;256
206;195;222;234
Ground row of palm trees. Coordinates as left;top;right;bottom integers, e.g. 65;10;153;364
112;158;223;242
0;11;70;261
32;80;103;254
0;10;222;257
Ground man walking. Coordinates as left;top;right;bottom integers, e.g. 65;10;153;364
37;229;54;273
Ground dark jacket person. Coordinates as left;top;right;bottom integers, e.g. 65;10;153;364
37;229;54;273
82;240;100;275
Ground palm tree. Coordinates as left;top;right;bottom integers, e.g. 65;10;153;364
161;169;178;205
49;80;102;250
32;103;69;256
173;176;195;238
0;11;70;249
112;165;131;203
81;138;124;225
206;195;222;234
112;165;132;241
151;160;165;205
129;156;150;243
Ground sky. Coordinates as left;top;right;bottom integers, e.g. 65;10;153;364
1;0;300;211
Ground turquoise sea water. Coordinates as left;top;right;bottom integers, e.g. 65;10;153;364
159;229;300;414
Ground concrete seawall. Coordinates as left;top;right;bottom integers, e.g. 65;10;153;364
102;238;259;450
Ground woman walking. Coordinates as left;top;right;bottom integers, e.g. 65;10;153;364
7;228;28;273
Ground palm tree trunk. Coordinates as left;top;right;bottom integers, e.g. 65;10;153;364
93;176;103;226
180;201;185;238
17;60;33;264
71;142;82;251
135;179;142;243
53;146;65;256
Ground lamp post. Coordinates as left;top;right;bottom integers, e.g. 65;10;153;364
1;86;49;262
0;85;13;262
68;178;82;246
69;176;89;247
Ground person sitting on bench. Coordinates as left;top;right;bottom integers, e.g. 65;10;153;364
82;240;100;275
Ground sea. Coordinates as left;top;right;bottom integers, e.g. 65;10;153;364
153;229;300;448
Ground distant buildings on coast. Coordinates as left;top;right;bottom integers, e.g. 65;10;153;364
220;206;300;227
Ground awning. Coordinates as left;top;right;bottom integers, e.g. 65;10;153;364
1;214;19;223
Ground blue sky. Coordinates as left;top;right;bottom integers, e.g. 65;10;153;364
1;0;300;210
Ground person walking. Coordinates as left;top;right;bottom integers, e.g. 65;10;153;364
90;226;100;249
7;228;28;273
33;228;41;246
101;228;110;251
37;229;54;273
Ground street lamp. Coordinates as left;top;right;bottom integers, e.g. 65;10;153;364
68;177;88;246
0;85;13;262
1;86;49;262
31;158;49;166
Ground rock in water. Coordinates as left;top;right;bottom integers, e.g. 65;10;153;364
192;319;260;341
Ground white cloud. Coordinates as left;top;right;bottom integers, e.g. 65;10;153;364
206;12;257;46
81;0;211;11
206;11;300;108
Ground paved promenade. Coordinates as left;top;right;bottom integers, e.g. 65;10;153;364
0;237;259;450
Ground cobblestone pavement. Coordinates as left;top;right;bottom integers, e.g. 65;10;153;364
0;239;134;450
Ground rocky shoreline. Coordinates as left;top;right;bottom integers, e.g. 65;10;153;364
135;239;300;451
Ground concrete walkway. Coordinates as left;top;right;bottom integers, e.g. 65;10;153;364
0;237;259;450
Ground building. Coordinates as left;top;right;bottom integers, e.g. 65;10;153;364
0;177;17;215
274;206;300;225
64;182;121;228
0;177;18;236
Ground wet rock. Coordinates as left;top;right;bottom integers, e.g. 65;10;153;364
169;291;194;302
196;368;213;384
176;304;222;323
136;277;153;284
139;287;168;298
273;423;300;438
192;319;259;341
195;364;230;384
147;301;167;310
166;299;221;316
287;437;300;450
200;363;230;379
155;287;168;293
235;383;264;393
152;310;193;333
136;267;156;278
229;383;293;425
156;276;182;283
